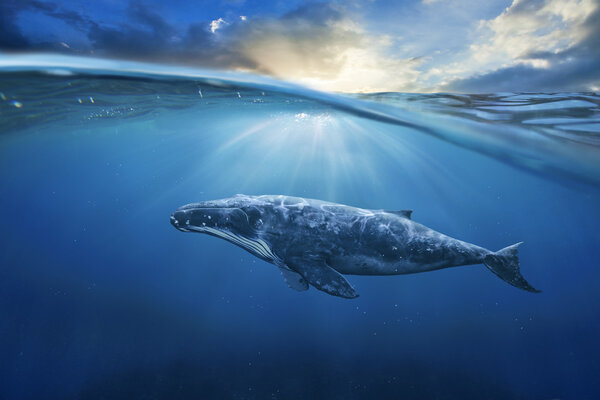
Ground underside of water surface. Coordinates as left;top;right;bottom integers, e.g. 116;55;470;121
1;54;600;400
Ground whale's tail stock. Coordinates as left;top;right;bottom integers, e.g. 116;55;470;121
483;242;540;293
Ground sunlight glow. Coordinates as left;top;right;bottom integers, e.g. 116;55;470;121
191;109;452;202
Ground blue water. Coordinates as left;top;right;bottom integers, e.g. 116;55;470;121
1;55;600;399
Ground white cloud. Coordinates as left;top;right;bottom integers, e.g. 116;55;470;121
477;0;593;61
210;17;227;33
432;0;598;88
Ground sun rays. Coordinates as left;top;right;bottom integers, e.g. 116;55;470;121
191;106;429;202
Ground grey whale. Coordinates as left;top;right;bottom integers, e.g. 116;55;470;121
170;194;539;298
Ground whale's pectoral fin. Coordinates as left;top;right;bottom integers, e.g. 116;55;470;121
279;267;309;291
287;257;359;299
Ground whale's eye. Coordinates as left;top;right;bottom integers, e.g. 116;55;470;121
242;206;262;228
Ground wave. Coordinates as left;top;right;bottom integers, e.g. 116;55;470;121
1;53;599;188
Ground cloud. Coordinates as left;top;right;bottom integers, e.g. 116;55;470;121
1;0;599;92
470;0;594;69
85;2;179;59
219;3;422;92
0;0;421;92
210;18;227;33
0;0;89;50
440;0;600;92
0;1;31;49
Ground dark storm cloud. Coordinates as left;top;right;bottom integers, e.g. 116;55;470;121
86;1;178;59
0;0;189;57
444;3;600;93
0;0;43;49
0;0;92;51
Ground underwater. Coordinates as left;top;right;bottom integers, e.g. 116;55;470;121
1;53;599;399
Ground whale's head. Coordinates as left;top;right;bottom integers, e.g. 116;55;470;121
170;195;278;261
170;195;263;233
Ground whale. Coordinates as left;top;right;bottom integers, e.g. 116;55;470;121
170;194;539;298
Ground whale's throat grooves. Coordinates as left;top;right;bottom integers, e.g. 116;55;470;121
188;226;277;262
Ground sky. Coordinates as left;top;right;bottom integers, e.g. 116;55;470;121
1;0;599;93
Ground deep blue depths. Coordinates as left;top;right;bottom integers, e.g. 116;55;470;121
1;84;600;400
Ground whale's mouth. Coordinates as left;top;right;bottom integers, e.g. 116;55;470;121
170;214;190;232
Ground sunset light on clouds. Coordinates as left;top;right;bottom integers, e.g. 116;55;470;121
1;0;598;92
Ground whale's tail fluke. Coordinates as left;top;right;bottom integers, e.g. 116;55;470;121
483;242;540;293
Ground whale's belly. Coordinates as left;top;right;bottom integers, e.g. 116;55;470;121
329;254;446;276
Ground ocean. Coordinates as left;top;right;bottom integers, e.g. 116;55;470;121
1;54;599;399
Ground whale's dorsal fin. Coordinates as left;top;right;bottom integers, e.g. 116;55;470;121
279;267;309;291
286;256;359;299
385;209;413;219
